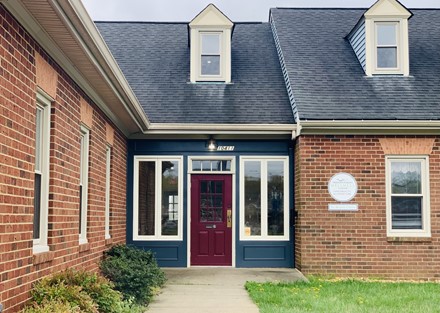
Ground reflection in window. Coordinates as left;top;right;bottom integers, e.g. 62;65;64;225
191;159;232;172
391;161;422;230
267;161;284;236
241;158;289;239
138;161;155;236
200;180;223;222
162;161;179;236
376;23;398;69
244;161;261;236
201;33;221;76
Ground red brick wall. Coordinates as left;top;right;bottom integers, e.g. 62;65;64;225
0;5;127;312
295;135;440;280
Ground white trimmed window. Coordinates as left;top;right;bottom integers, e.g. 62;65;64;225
133;156;183;240
240;157;289;241
363;0;411;76
33;90;52;254
200;32;222;77
79;125;90;244
375;22;399;70
386;156;430;237
105;145;111;239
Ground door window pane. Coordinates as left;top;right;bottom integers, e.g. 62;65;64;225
200;180;224;222
161;161;179;236
391;162;421;194
244;161;261;236
138;161;156;236
267;161;284;236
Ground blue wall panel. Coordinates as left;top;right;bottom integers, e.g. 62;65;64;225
127;139;294;268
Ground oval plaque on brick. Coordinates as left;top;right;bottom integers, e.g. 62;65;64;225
328;173;357;202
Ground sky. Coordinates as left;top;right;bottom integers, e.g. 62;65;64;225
81;0;440;22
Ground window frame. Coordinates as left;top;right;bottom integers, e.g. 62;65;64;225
386;155;431;238
197;31;224;81
33;89;52;254
79;125;90;245
104;145;111;240
239;156;290;241
373;20;402;74
133;156;184;241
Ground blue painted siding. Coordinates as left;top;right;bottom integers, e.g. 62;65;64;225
127;139;294;268
348;21;366;72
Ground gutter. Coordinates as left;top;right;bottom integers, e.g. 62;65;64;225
300;120;440;135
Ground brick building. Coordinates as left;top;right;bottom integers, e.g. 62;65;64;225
1;0;440;311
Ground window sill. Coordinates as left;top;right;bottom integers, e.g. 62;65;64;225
79;242;90;253
33;251;54;265
387;237;431;243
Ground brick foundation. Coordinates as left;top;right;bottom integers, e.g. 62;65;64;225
295;135;440;280
0;5;127;312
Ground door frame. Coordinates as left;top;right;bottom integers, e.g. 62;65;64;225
187;156;236;267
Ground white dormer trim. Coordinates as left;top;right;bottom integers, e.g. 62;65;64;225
189;4;233;83
364;0;412;76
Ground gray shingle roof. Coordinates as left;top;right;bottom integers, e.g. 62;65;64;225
270;8;440;121
96;22;294;124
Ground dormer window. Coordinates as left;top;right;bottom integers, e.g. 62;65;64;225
376;22;399;69
200;33;221;76
189;4;233;83
348;0;412;76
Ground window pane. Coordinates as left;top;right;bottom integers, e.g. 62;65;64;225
35;108;42;172
377;24;396;46
192;160;201;171
267;161;284;236
138;161;156;236
201;160;210;171
211;160;221;171
161;161;179;236
377;47;397;68
33;173;42;239
392;196;422;229
244;161;261;236
391;162;421;194
201;56;220;75
201;34;220;54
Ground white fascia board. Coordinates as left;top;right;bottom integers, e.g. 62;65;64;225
3;0;149;135
144;123;296;135
300;120;440;135
65;0;151;129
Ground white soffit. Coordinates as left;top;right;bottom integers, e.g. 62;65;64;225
3;0;149;135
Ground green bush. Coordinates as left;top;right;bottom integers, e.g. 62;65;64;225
21;269;145;313
100;245;166;305
21;299;81;313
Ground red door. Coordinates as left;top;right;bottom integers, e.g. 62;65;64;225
191;175;232;266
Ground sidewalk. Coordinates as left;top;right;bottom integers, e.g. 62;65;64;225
146;268;307;313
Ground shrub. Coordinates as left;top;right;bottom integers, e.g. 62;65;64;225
21;269;145;313
100;245;166;305
21;299;81;313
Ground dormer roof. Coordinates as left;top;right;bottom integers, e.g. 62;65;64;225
189;4;233;28
364;0;412;19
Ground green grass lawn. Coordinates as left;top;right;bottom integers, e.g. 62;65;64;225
245;278;440;313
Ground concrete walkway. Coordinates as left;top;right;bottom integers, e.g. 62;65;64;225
147;268;307;313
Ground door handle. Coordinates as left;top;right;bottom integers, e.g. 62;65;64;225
227;209;232;228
